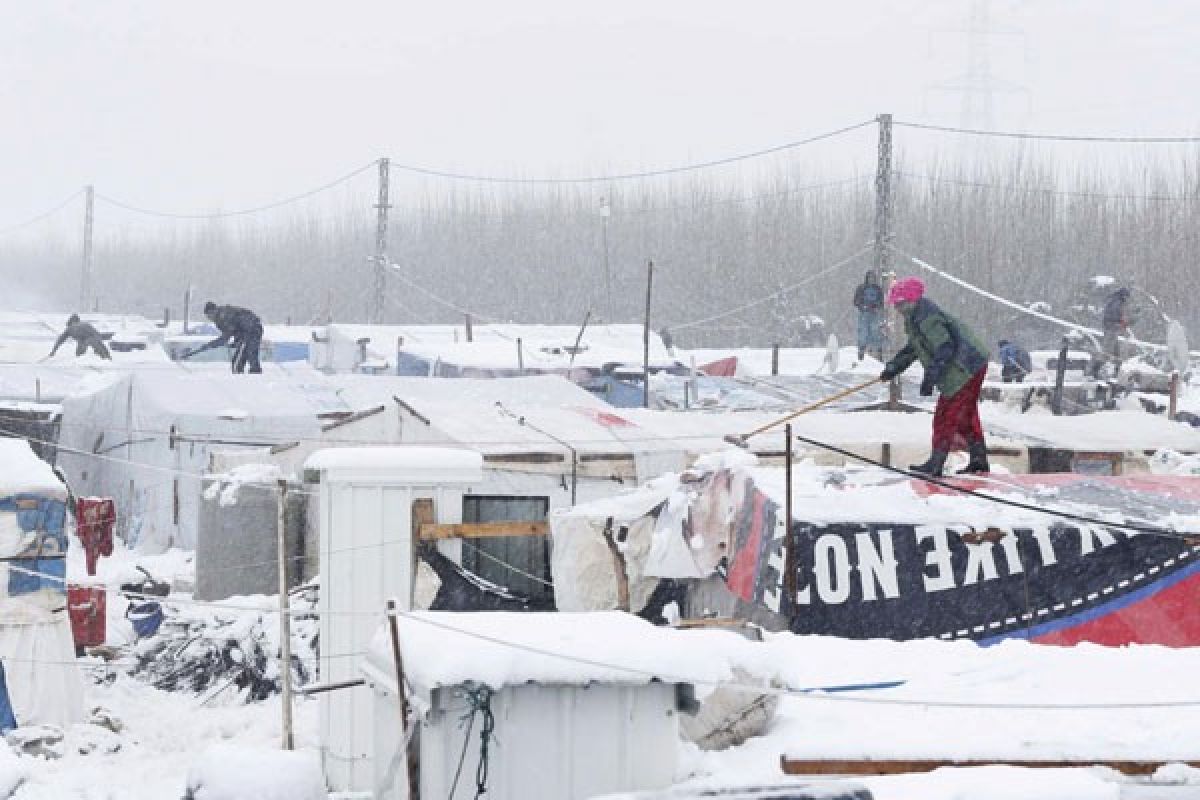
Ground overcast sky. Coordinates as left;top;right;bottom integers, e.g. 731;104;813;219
3;0;1199;226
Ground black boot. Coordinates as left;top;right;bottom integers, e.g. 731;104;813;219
909;450;948;477
957;441;991;475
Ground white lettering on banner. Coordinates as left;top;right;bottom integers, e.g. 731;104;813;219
1079;525;1117;556
813;535;852;604
998;530;1025;574
962;539;1000;586
917;526;956;592
1031;528;1059;566
856;530;900;600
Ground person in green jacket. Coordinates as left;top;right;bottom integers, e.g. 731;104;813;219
879;277;991;477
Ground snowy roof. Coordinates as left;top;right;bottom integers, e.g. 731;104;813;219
983;408;1200;451
330;374;683;457
363;610;750;694
557;453;1200;531
330;322;675;367
680;347;880;378
0;439;66;497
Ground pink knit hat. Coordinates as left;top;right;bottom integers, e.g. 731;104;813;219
886;276;925;305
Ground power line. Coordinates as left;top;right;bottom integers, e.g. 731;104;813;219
93;161;378;220
670;243;874;331
894;171;1191;203
0;191;83;236
387;120;878;184
894;119;1200;144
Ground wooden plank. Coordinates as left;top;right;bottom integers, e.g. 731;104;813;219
418;521;548;540
779;757;1200;777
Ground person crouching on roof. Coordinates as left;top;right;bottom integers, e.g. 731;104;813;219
878;277;991;477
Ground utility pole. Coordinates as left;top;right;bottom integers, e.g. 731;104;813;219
371;158;391;324
80;185;94;313
874;114;900;412
643;260;654;409
599;197;613;321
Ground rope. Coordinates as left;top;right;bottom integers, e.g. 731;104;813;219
389;120;877;184
892;245;1199;356
783;432;1195;540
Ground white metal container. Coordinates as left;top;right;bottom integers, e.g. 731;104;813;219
361;610;695;800
307;447;483;795
365;671;679;800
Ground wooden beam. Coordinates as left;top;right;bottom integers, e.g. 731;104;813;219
418;521;548;540
779;757;1200;777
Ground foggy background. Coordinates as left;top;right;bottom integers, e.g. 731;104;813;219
3;1;1199;349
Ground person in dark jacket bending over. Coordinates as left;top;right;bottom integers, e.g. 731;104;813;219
852;271;885;361
997;339;1032;383
48;314;112;360
184;302;264;374
879;277;991;477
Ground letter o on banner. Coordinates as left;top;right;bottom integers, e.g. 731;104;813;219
813;535;852;604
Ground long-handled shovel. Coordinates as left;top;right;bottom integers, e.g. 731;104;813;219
724;377;882;447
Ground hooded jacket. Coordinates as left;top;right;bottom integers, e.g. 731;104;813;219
884;297;989;396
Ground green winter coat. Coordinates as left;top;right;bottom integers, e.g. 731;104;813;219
884;298;989;396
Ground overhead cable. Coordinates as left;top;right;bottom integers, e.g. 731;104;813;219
894;120;1200;144
387;120;878;184
0;191;83;236
94;161;378;220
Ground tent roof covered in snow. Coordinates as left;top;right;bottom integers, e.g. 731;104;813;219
363;610;752;694
0;438;66;498
331;374;686;462
321;322;676;372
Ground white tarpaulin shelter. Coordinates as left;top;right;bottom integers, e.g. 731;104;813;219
0;438;82;730
56;366;348;551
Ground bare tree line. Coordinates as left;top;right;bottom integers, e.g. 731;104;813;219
1;154;1198;351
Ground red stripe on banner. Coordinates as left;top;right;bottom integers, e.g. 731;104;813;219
1034;569;1200;647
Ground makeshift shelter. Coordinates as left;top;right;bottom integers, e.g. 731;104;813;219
0;439;82;730
361;612;727;800
55;366;348;552
551;451;1200;646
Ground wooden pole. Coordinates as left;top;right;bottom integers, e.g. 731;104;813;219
385;599;417;798
465;313;473;343
643;260;654;409
771;343;780;376
1169;371;1180;420
783;424;796;615
517;337;524;372
276;479;294;750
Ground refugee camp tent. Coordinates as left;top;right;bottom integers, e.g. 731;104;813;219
55;365;349;551
312;322;676;377
551;450;1200;646
0;438;82;730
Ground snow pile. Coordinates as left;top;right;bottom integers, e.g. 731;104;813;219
202;464;285;507
183;745;324;800
1150;449;1200;476
0;747;26;798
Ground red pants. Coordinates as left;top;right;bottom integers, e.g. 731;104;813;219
931;367;986;452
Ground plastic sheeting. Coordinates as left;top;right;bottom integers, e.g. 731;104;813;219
0;613;84;729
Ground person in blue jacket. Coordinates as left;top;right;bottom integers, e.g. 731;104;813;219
997;339;1032;383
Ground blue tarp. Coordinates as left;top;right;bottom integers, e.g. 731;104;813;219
0;664;16;732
